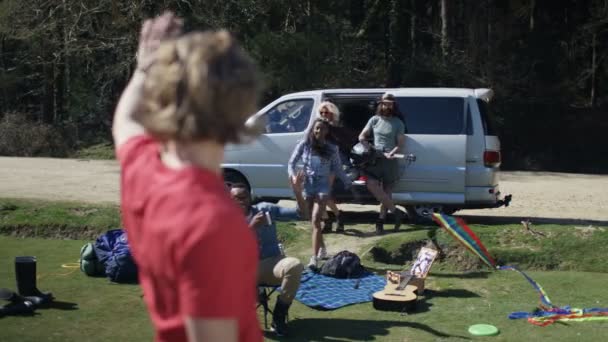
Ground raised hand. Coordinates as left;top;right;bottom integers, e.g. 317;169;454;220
291;170;305;192
249;211;266;229
137;11;184;71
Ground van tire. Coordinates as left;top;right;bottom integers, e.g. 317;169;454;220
405;205;456;224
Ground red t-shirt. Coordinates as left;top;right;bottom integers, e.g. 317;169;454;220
118;135;262;342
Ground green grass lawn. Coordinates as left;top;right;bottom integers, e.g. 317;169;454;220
2;235;608;341
1;198;608;341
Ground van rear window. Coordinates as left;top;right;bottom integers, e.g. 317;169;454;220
396;97;465;135
477;99;498;136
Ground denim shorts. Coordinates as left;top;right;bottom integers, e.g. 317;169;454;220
303;176;330;200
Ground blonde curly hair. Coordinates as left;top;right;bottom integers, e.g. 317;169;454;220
316;101;341;126
134;30;260;143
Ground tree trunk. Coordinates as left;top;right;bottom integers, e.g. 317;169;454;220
62;0;70;120
306;0;312;86
487;0;493;59
440;0;448;59
0;35;6;114
42;61;55;124
590;32;597;108
410;0;417;60
530;0;536;31
386;0;402;86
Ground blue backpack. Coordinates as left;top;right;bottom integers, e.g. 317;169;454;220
93;229;138;283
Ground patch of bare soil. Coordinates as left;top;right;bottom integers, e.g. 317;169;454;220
1;157;606;222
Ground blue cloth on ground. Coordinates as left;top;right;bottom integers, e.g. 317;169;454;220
294;270;386;310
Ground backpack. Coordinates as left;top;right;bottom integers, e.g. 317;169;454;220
320;250;365;279
93;229;138;283
79;242;105;277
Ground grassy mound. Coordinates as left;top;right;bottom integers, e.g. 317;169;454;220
365;223;608;273
0;198;120;240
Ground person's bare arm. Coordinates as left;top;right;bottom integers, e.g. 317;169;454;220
386;134;405;159
184;318;238;342
112;12;183;149
358;126;371;145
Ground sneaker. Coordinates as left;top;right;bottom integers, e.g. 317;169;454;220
307;256;318;269
317;247;328;260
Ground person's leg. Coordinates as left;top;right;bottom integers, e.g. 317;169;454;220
258;256;304;336
367;177;397;235
322;175;337;233
366;178;397;214
312;198;326;256
257;256;283;287
327;199;344;232
383;180;402;230
306;197;318;268
309;196;327;268
272;256;304;305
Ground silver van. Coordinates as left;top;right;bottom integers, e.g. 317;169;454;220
223;88;511;221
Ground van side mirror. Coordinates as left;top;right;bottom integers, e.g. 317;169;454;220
239;114;267;143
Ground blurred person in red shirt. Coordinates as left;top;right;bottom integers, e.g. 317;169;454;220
112;12;262;342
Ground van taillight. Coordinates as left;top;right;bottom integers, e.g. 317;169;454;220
484;151;501;167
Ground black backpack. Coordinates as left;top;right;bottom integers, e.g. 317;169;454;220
320;250;365;279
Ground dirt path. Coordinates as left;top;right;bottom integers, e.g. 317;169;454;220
1;157;607;222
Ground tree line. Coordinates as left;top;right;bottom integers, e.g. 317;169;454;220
0;0;607;172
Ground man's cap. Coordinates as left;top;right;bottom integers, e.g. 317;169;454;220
379;93;396;103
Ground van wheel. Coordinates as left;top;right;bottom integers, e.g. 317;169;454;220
405;205;452;224
223;170;249;192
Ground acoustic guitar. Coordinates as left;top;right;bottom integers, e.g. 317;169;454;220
372;270;418;312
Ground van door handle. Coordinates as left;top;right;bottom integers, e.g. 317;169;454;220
406;154;416;162
467;158;479;162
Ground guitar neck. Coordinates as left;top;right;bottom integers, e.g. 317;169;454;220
395;274;414;291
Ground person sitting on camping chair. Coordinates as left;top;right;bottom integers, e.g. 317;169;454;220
230;177;307;337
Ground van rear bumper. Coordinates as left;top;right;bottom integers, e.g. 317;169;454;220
464;185;512;209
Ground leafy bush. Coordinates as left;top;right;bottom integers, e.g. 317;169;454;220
0;112;70;157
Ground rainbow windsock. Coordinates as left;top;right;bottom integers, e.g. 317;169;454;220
431;213;496;269
431;213;608;326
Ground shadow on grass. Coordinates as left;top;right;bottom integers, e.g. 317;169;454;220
339;225;432;238
337;211;427;226
424;288;480;299
46;300;78;311
337;209;608;227
457;214;608;226
264;317;470;341
431;271;492;279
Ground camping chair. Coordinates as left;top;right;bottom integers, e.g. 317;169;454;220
257;284;278;329
408;247;438;295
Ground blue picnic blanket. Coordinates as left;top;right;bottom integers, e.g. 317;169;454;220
294;271;386;310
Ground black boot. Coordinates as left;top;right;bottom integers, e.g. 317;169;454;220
393;209;403;232
321;218;333;233
271;297;290;337
15;256;53;306
335;211;345;233
0;288;36;317
375;219;384;235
